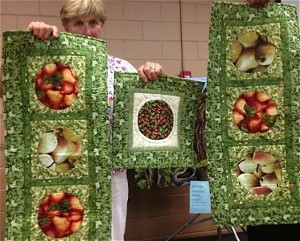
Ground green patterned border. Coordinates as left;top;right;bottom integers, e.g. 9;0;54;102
2;31;111;240
207;2;300;227
112;72;204;169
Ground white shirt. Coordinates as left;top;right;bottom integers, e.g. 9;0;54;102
107;56;136;174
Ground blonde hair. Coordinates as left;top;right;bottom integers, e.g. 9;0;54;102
60;0;108;24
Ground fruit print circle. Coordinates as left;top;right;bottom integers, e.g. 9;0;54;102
138;100;174;140
230;31;276;73
37;127;81;173
236;151;282;196
35;62;79;110
38;192;84;238
232;91;277;134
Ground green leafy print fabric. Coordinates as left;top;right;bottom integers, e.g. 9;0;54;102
2;31;111;240
207;2;300;227
112;72;205;169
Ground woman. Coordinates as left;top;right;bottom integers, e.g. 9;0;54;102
27;0;164;240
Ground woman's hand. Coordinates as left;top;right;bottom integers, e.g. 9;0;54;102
27;21;59;40
138;62;165;82
246;0;271;8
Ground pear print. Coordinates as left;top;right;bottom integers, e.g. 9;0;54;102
230;31;276;73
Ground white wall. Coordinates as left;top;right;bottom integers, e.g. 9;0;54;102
281;0;300;20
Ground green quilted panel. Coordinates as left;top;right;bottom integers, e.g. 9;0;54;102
112;72;205;169
207;2;300;227
2;31;111;241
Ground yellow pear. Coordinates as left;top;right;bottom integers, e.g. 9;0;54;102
38;132;58;154
238;173;259;190
238;31;259;48
230;40;243;63
259;174;280;190
255;43;276;66
235;48;259;72
52;136;76;164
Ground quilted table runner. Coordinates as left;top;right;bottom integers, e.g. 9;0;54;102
207;2;300;227
2;31;111;240
112;72;205;169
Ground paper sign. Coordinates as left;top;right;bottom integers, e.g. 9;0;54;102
189;181;211;214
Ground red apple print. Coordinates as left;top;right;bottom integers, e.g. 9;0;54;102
43;63;58;76
35;62;79;110
61;81;76;95
233;97;246;115
232;91;278;134
242;91;256;100
255;91;270;102
49;192;66;203
247;99;267;112
64;93;77;107
38;192;84;238
61;68;77;84
247;116;262;133
70;220;83;233
232;109;244;125
265;105;277;116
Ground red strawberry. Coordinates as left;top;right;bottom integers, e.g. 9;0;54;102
61;68;77;84
247;116;262;133
64;93;77;106
49;192;66;203
61;81;75;95
43;63;58;76
234;97;246;114
255;91;270;102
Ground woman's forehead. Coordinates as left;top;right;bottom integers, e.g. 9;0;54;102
70;14;100;22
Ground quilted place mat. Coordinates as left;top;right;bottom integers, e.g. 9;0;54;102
112;72;205;169
2;31;111;240
132;92;208;189
207;2;300;227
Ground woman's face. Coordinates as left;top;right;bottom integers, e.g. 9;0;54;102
63;15;103;38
